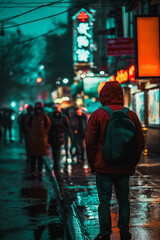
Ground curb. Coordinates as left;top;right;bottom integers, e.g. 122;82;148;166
44;157;89;240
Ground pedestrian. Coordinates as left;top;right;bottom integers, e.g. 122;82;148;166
48;105;69;170
85;81;145;240
18;105;34;143
72;107;87;162
62;108;70;159
1;109;13;142
19;105;34;161
25;102;51;176
68;108;77;158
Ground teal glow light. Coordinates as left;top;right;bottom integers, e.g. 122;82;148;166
11;115;15;120
11;101;16;107
39;65;44;70
62;78;69;84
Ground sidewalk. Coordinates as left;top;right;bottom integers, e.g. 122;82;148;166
0;142;69;240
45;150;160;240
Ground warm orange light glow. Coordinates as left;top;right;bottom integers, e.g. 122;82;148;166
116;69;128;83
137;17;160;77
129;65;135;81
98;81;106;94
36;77;42;83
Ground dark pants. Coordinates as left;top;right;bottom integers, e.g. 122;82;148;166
51;144;61;169
31;156;43;172
96;173;130;236
75;135;85;160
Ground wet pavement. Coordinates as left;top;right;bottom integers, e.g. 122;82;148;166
51;151;160;240
0;125;160;240
0;141;68;240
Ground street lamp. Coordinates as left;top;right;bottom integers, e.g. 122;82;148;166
62;78;69;84
39;65;44;70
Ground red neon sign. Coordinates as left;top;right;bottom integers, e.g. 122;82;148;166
129;65;135;82
77;11;89;22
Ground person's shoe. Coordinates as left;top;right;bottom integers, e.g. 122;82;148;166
120;232;132;240
94;233;110;240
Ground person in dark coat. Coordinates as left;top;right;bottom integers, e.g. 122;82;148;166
68;108;77;158
18;105;33;143
48;105;69;170
1;109;13;142
18;105;33;160
25;102;51;176
85;81;145;240
72;108;87;162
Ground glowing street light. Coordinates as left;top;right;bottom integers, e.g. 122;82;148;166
39;65;44;70
36;77;43;84
62;78;69;84
11;101;16;107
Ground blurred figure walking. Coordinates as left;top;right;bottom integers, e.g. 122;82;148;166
0;108;14;142
25;102;51;176
72;108;87;162
48;105;69;170
18;105;33;161
18;105;33;144
68;108;77;158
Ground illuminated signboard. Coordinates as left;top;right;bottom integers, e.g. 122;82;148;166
72;8;93;65
115;65;135;84
135;16;160;78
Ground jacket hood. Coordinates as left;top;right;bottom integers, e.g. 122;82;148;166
99;81;124;106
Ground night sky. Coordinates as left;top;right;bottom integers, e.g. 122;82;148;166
0;0;70;36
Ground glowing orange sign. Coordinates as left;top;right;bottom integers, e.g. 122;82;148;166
116;69;128;83
136;16;160;77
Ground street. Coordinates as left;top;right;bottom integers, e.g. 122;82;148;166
0;125;160;240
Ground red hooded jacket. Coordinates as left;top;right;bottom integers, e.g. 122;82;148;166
85;81;145;175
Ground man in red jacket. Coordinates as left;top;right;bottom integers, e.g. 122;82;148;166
85;81;144;240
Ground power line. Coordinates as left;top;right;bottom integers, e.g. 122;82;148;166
0;1;67;4
0;0;64;23
2;21;69;47
0;5;71;8
1;0;98;47
0;0;98;30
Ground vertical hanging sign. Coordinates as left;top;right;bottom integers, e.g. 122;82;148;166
72;8;93;68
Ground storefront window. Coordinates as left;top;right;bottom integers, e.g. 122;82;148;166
134;92;144;123
148;88;160;125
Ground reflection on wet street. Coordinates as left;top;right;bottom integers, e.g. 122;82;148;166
55;149;160;240
0;130;160;240
0;142;67;240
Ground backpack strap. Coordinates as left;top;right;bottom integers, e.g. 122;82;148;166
122;107;129;115
101;106;113;116
102;106;129;116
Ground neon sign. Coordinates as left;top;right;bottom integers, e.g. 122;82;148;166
72;8;93;65
129;65;135;81
116;69;128;83
115;65;135;84
77;11;89;22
